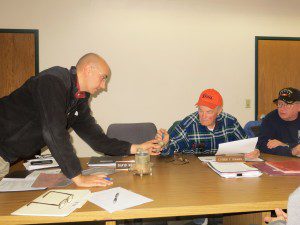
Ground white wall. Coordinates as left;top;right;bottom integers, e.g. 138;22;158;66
1;0;300;156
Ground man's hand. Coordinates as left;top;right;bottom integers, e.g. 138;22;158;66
72;174;113;187
156;128;170;146
267;139;288;149
245;149;260;159
291;144;300;156
130;139;161;155
264;208;287;223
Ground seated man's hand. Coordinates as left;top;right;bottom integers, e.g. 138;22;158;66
245;149;260;159
156;128;170;146
264;208;287;223
131;140;161;155
267;139;288;149
72;174;113;187
292;144;300;156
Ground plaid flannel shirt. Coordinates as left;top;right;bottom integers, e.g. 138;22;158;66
161;111;247;156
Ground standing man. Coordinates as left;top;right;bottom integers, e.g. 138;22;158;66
0;53;160;186
157;88;259;158
257;87;300;156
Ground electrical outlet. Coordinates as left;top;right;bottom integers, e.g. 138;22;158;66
245;99;251;108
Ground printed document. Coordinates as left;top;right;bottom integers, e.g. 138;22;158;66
0;178;46;192
216;137;258;155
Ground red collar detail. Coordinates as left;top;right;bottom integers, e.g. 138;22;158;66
75;79;86;99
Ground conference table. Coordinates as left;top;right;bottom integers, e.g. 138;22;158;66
0;154;299;225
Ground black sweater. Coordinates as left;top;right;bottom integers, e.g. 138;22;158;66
257;109;300;156
0;66;131;178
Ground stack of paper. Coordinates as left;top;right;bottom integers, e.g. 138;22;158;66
207;162;262;178
12;189;91;217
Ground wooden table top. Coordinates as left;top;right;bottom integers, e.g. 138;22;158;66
0;154;299;224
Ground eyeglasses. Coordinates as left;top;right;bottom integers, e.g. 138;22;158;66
92;66;109;82
277;103;294;109
100;74;108;82
27;191;73;209
166;154;189;165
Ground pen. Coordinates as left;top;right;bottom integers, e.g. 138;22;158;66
113;192;119;204
162;133;164;140
105;177;113;181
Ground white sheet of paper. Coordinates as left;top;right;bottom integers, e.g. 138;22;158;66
216;137;258;155
89;187;153;213
0;178;46;192
12;189;91;217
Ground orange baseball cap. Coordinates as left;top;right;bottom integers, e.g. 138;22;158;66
195;89;223;109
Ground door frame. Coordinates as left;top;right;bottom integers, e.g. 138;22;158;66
0;28;39;74
254;36;300;119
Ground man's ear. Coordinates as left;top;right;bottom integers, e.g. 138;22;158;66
217;106;223;115
82;64;92;75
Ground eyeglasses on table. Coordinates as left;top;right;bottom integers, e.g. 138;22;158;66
27;190;73;209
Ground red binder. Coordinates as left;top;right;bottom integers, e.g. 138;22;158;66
266;161;300;173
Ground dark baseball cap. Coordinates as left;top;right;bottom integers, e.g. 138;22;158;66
273;87;300;104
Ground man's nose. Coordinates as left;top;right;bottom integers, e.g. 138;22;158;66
100;82;106;89
201;113;207;119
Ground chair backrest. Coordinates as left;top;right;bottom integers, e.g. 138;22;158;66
244;120;262;138
106;122;157;144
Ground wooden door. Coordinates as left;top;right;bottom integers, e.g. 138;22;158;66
0;29;39;98
255;37;300;119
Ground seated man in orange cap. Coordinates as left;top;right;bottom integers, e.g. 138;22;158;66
158;88;259;158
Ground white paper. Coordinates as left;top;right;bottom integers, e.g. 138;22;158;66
12;189;91;217
0;178;46;192
198;156;216;163
216;137;258;155
89;187;153;213
207;162;262;178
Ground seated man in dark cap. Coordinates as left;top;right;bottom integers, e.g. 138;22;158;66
257;87;300;156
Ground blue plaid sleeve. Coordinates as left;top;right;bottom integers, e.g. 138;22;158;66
161;123;190;156
232;119;248;140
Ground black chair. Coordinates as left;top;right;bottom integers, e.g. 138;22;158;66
106;122;157;144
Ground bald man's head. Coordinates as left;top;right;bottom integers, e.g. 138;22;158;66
76;53;111;94
76;53;110;74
